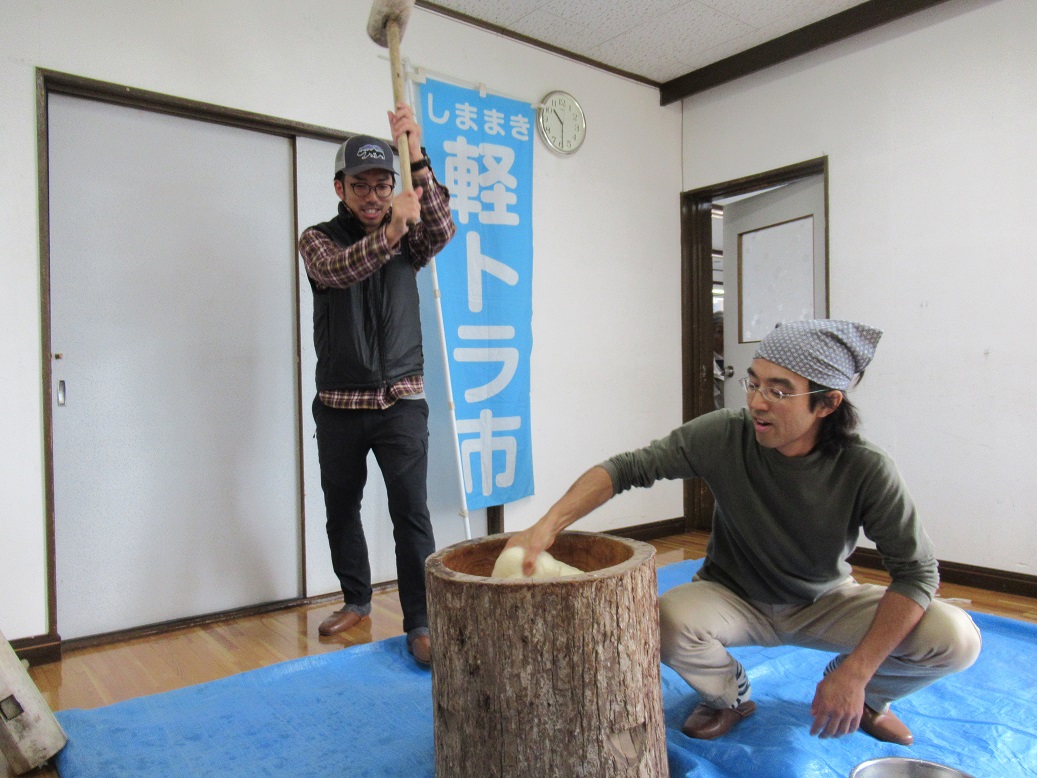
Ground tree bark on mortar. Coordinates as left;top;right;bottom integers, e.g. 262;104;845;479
426;532;667;777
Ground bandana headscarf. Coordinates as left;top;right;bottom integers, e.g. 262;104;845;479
754;319;882;391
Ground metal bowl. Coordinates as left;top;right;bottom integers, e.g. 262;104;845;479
850;758;976;778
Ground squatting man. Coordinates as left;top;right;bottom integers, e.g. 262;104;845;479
507;319;981;745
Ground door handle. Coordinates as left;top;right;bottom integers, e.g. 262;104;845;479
723;365;734;378
57;380;66;406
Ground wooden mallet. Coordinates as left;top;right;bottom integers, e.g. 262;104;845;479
367;0;417;197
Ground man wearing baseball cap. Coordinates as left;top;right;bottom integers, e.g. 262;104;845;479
298;103;455;667
506;319;981;745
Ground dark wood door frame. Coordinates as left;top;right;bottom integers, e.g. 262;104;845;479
680;156;828;530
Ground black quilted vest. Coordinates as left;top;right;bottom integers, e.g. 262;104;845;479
308;202;423;390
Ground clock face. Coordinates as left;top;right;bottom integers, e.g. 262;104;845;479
537;91;586;155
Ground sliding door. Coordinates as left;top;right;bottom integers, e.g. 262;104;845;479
49;94;301;639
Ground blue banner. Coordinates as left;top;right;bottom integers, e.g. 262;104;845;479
418;78;535;510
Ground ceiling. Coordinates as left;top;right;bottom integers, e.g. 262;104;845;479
418;0;952;103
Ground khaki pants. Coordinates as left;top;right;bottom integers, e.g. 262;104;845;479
659;576;982;712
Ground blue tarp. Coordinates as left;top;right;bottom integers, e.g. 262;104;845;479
55;559;1037;777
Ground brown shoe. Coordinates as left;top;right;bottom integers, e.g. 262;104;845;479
859;704;914;746
318;608;368;636
681;701;756;740
408;634;432;668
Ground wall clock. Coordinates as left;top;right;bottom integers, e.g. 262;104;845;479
536;91;586;155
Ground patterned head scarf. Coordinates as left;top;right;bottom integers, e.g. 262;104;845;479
754;319;882;391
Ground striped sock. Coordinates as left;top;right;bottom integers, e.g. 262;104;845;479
824;655;845;677
733;661;751;706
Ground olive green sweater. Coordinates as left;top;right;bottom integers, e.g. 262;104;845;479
601;409;938;609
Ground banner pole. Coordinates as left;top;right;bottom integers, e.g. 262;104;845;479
412;72;471;540
429;257;472;540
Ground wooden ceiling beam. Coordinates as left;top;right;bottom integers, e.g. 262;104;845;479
660;0;955;105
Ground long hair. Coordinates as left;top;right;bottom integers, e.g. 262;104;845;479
809;379;862;456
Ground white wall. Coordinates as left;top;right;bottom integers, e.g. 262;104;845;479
0;1;682;640
682;0;1037;572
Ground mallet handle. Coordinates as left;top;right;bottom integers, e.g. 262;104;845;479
386;20;413;195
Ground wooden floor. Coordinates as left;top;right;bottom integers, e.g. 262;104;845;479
13;531;1037;777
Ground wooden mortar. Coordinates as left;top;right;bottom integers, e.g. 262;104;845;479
425;531;666;777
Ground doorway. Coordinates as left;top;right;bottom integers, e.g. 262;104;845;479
680;157;828;530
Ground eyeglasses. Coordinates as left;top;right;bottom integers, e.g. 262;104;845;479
739;377;831;403
349;181;394;198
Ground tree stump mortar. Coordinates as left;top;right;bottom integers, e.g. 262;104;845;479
426;531;666;777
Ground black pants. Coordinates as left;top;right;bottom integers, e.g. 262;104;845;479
312;395;434;633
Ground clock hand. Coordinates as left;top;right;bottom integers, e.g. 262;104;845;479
552;109;565;144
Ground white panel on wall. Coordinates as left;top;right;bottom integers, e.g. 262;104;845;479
739;216;815;342
49;94;301;640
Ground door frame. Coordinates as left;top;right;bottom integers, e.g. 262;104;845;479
31;69;350;662
679;156;828;531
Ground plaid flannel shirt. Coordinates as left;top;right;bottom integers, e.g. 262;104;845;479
299;168;455;410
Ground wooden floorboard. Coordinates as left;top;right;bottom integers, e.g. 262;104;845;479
12;530;1037;777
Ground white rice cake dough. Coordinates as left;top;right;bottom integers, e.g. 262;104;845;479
491;546;583;579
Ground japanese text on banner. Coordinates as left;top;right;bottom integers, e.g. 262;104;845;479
418;79;534;510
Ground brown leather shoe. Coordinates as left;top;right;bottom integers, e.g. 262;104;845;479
408;634;432;668
681;701;756;740
318;608;368;636
859;704;914;746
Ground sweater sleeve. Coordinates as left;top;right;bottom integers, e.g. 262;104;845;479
857;450;940;609
600;410;734;495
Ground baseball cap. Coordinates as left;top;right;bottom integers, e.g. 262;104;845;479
335;135;396;177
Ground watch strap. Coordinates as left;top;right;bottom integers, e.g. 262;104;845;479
411;147;430;173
